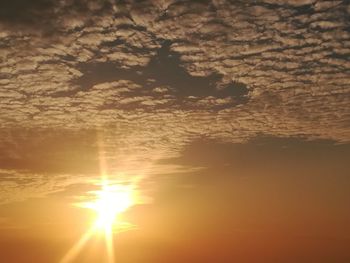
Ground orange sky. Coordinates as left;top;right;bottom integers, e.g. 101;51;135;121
0;0;350;262
0;137;349;262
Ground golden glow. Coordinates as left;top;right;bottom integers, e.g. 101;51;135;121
60;134;150;263
61;180;139;263
79;182;135;232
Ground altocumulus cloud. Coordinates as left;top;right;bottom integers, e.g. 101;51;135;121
0;0;349;202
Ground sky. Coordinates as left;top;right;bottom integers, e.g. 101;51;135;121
0;0;349;262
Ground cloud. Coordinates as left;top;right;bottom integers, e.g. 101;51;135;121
0;0;349;203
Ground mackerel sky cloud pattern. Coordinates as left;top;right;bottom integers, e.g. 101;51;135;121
0;0;349;202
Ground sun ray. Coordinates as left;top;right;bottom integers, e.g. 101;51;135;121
59;227;95;263
105;226;115;263
60;131;156;262
60;180;137;263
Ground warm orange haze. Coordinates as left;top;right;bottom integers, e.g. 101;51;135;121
61;178;140;263
76;181;137;232
0;0;350;262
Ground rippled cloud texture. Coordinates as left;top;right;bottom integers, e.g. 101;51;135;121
0;0;349;203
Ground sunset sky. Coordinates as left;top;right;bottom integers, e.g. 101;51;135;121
0;0;349;262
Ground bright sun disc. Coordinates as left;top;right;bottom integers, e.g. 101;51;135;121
77;183;136;232
62;181;139;263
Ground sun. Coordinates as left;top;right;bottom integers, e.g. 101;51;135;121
78;182;136;232
89;184;133;231
60;181;138;263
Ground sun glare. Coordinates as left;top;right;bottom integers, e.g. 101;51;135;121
61;181;138;263
84;185;132;227
78;182;136;232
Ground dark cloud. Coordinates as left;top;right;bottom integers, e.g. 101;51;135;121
75;40;248;110
0;0;55;25
0;0;349;202
0;129;99;174
1;0;348;142
0;0;115;27
161;136;350;183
